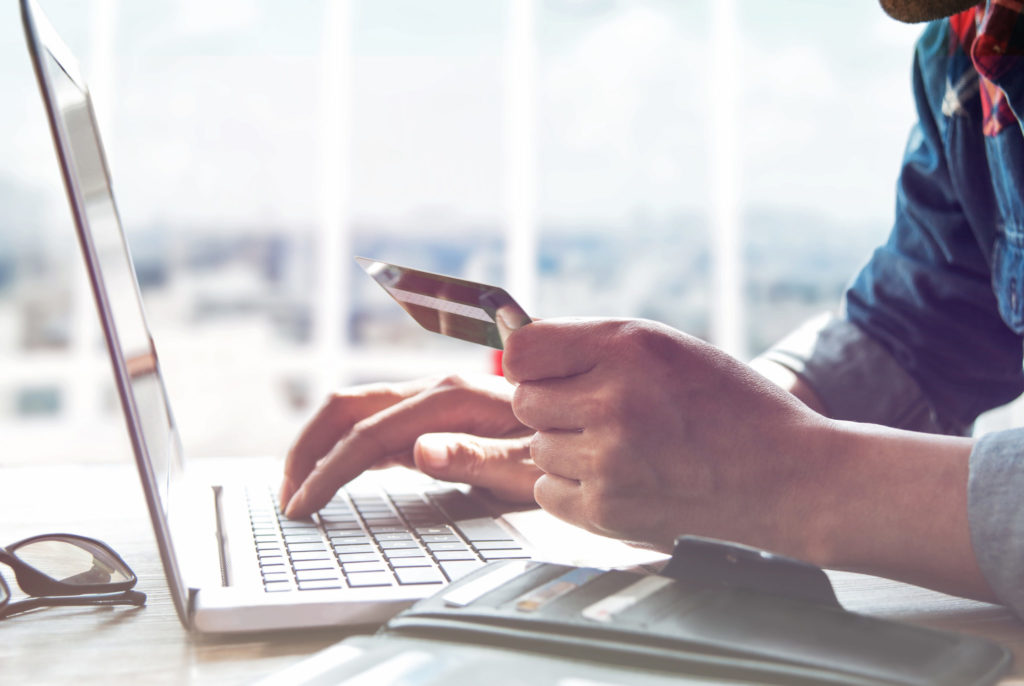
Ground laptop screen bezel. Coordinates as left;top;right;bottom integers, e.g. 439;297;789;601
20;0;194;629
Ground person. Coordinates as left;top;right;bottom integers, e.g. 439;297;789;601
280;0;1024;617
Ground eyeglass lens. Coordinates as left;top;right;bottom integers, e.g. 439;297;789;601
11;538;131;586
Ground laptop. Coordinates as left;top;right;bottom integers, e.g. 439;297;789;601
20;0;543;633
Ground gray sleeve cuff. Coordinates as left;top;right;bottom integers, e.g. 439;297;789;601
755;313;968;435
969;429;1024;618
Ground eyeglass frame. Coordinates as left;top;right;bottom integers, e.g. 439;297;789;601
0;533;146;619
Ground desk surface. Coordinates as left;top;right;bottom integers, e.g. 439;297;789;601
3;461;1024;686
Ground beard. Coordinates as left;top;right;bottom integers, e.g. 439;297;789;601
878;0;981;23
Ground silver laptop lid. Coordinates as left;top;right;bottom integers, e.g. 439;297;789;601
21;0;193;627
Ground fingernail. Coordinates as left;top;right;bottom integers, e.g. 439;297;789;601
284;489;304;519
417;435;450;471
278;477;296;509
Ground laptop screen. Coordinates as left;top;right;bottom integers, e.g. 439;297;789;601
38;26;182;510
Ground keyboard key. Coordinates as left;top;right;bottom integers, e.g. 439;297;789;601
346;571;394;588
258;553;285;563
472;540;521;551
356;509;393;519
351;495;387;505
384;548;429;559
296;569;340;582
286;542;329;552
264;581;292;592
420;534;460;543
378;540;418;550
319;504;354;513
395;567;445;585
427;542;471;552
439;559;486;581
453;517;513;542
390;494;426;504
388;555;434;568
262;571;290;584
343;561;387;574
404;515;446;527
280;520;318;530
332;543;375;555
319;513;357;522
415;526;455;536
481;550;531;561
432;549;478;562
428;490;489;520
290;551;332;561
298;579;343;591
293;559;335;571
321;518;354;526
373;532;413;541
338;552;381;564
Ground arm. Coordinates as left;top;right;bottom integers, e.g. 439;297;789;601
503;21;1019;605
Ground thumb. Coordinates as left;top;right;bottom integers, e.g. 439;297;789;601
414;433;539;504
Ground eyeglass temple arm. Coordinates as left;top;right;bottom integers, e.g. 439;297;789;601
0;589;146;619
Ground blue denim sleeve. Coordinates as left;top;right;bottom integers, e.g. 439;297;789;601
757;314;959;434
970;431;1024;616
843;24;1023;430
761;21;1024;618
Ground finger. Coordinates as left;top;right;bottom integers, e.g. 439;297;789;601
503;318;606;383
414;433;540;504
280;379;433;507
512;373;600;431
284;380;523;517
529;431;591;481
533;473;582;526
367;450;416;470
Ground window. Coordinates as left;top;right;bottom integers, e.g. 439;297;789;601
0;1;935;464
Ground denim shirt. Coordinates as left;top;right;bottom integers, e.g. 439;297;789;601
760;5;1024;616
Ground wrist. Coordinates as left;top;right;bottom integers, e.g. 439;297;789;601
802;419;991;599
749;357;828;415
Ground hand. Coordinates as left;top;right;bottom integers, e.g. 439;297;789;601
504;318;836;559
280;373;541;518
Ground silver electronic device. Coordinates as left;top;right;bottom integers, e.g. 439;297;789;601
20;0;538;633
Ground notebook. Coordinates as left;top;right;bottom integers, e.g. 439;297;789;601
19;0;552;634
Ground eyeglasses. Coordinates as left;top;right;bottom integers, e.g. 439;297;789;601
0;533;146;619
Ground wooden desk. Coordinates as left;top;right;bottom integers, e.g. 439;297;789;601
2;461;1023;685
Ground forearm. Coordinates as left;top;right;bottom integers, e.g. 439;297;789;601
756;333;998;603
805;419;995;602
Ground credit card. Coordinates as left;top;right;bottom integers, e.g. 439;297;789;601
514;567;603;613
442;559;536;607
580;574;673;623
356;257;532;350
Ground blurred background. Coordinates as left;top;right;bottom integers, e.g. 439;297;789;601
0;0;937;465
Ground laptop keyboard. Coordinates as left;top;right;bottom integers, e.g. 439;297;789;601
246;484;529;592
